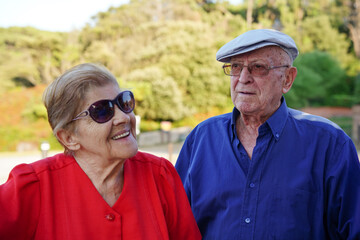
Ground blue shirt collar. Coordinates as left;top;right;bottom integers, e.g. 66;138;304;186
266;97;288;141
230;97;288;142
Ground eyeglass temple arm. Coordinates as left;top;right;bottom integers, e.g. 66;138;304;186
72;110;89;122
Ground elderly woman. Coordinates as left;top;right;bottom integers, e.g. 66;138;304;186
0;63;201;239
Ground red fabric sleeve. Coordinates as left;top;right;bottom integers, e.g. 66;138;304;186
159;159;202;240
0;164;41;239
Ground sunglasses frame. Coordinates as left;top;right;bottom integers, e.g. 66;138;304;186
71;90;135;124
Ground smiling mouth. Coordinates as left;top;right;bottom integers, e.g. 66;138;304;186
112;131;130;140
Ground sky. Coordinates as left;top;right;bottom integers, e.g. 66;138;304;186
0;0;241;32
0;0;130;32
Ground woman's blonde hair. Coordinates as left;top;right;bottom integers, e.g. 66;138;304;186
43;63;118;152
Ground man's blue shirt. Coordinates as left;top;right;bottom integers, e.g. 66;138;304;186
175;99;360;240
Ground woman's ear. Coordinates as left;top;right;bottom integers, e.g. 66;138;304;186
282;66;297;94
56;129;80;151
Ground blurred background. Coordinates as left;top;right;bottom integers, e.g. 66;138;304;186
0;0;360;183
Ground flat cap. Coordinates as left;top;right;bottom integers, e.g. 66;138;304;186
216;29;299;63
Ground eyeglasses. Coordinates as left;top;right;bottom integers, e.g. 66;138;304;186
222;63;289;77
71;90;135;124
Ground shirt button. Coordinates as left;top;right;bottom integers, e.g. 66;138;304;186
249;183;255;188
105;213;115;221
275;133;280;138
245;218;251;224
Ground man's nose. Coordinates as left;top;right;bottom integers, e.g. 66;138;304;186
236;66;252;83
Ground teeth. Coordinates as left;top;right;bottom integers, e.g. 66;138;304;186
112;131;130;140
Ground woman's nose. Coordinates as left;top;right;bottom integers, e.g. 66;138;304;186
112;106;130;125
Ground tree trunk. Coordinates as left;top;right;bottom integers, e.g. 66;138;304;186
247;0;253;29
348;0;360;58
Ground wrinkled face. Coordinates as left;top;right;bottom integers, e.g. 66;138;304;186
230;46;295;119
72;83;138;161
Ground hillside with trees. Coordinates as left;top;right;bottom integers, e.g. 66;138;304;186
0;0;359;151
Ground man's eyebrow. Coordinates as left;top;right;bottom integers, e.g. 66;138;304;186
230;59;245;63
231;59;267;63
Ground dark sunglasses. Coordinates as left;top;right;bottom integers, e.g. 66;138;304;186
71;90;135;124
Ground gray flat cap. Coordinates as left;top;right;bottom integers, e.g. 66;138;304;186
216;29;299;63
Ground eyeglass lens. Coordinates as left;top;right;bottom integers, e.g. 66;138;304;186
226;63;268;76
117;91;134;113
89;91;135;123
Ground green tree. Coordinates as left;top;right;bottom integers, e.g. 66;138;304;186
0;27;67;90
1;0;360;152
78;0;240;121
286;51;350;107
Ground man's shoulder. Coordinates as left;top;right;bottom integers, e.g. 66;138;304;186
288;108;341;129
196;112;232;129
184;112;232;143
287;108;350;141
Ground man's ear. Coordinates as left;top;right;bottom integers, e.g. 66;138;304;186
56;129;80;151
282;66;297;94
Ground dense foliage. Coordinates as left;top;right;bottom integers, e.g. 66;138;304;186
0;0;359;151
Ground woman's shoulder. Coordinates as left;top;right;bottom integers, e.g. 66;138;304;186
1;153;75;194
10;153;76;179
29;153;75;173
129;151;168;167
128;151;176;175
127;151;182;189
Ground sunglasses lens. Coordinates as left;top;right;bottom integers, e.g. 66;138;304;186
89;101;114;123
118;91;135;113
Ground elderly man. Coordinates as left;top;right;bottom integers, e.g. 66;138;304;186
175;29;360;239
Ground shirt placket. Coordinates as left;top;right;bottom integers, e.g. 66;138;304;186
103;210;122;239
239;131;272;240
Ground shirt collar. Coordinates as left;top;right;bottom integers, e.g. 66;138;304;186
264;96;288;141
230;97;289;142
